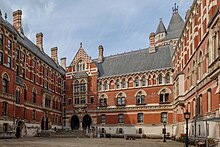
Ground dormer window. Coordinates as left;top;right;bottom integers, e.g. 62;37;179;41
76;60;85;71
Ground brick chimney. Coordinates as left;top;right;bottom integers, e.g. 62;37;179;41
13;10;23;34
51;47;58;64
149;32;156;53
60;57;66;70
36;33;43;51
98;45;104;63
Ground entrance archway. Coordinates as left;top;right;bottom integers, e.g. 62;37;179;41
71;115;80;130
82;114;92;130
16;121;24;138
41;116;49;130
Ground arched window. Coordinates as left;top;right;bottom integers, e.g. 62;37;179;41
141;76;146;86
80;80;86;94
198;52;203;80
115;79;120;89
98;82;102;91
2;78;8;93
158;74;163;84
74;80;79;93
148;75;151;85
99;94;107;107
122;79;126;88
165;74;170;84
159;89;170;103
104;81;108;90
134;77;139;87
128;78;133;88
76;60;85;71
153;75;156;85
136;90;146;105
116;93;126;106
15;89;21;104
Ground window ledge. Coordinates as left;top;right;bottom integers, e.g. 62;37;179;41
136;103;146;105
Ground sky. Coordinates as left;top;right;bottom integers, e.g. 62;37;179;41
1;0;193;65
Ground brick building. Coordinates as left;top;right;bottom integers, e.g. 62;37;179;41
0;0;219;141
64;4;184;137
0;10;65;137
172;0;220;140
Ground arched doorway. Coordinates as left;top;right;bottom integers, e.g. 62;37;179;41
71;115;80;130
41;116;49;130
16;121;25;138
82;114;92;130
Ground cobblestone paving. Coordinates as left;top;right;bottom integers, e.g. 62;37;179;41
0;138;190;147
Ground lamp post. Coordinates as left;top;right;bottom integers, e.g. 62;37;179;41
162;121;167;142
184;111;190;147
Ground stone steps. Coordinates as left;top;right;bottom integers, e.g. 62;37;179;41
39;130;89;138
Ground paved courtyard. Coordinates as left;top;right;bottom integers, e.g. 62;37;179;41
0;137;190;147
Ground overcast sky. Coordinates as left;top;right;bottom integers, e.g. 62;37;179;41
1;0;192;65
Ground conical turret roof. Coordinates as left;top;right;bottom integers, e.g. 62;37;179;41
156;19;167;34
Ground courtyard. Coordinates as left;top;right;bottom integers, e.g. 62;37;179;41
0;137;190;147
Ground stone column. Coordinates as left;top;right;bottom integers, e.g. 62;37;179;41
79;121;83;130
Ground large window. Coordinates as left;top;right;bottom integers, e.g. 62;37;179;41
76;60;85;71
159;89;169;103
101;114;106;124
116;93;125;106
2;78;8;93
99;95;107;107
118;114;124;124
74;80;86;94
136;91;145;104
15;89;21;104
2;102;7;116
137;113;144;123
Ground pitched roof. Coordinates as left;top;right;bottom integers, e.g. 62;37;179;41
165;12;184;40
0;16;65;75
156;19;167;34
95;45;173;78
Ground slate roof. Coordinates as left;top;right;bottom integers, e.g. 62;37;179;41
0;16;65;75
156;19;167;34
165;12;184;40
95;45;173;78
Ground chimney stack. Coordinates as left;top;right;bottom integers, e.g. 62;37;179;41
51;47;58;64
13;10;23;34
149;32;156;53
36;33;43;51
98;45;104;63
60;57;66;70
